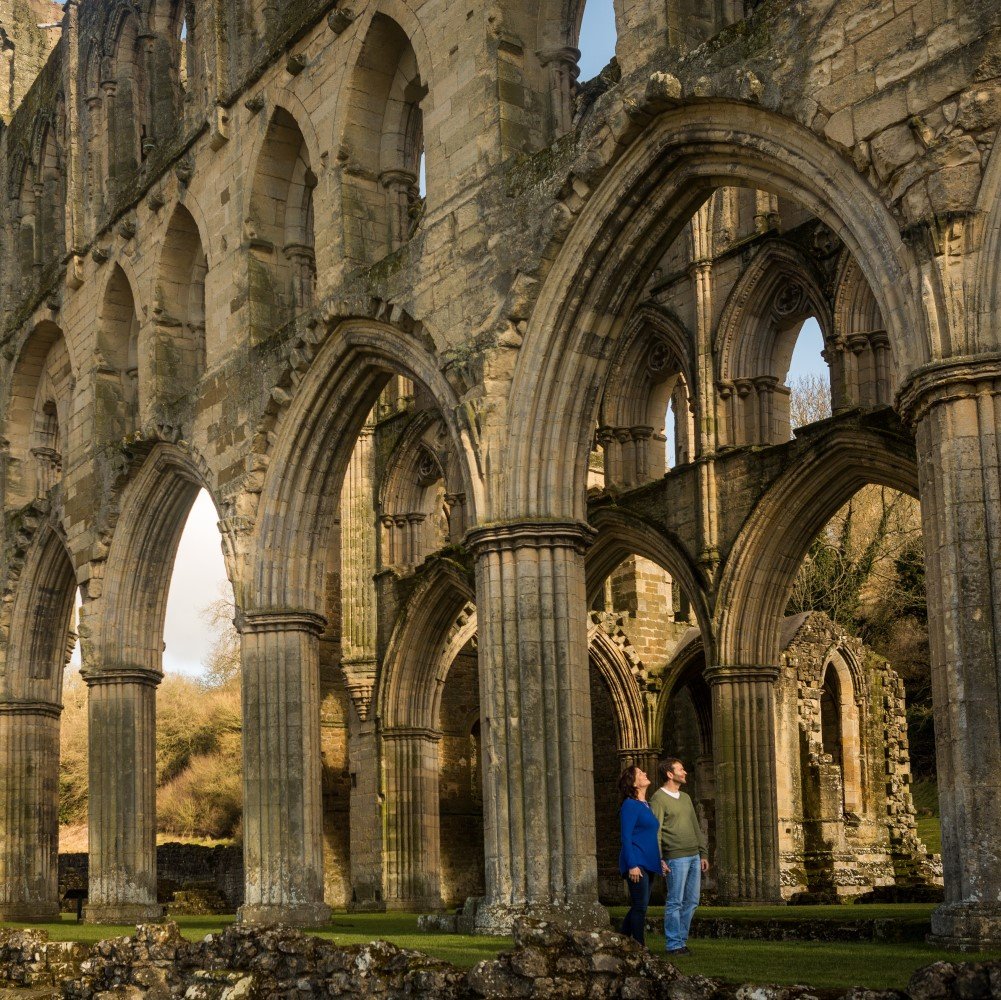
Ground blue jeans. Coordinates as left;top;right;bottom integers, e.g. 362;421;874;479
621;869;653;945
664;853;701;950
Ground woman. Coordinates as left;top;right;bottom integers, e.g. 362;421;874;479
617;764;663;946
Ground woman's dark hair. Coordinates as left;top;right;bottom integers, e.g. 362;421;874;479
618;765;639;804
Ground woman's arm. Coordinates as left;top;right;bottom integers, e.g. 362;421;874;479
620;800;639;871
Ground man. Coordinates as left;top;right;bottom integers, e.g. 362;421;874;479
649;757;708;956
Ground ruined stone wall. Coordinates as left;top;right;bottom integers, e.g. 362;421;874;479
0;0;61;122
0;0;998;944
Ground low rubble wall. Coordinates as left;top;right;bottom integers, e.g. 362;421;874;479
1;919;997;999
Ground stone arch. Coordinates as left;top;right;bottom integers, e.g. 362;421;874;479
13;151;37;284
586;625;646;751
247;317;479;614
716;424;919;669
377;559;476;909
598;304;696;485
82;39;108;217
0;522;76;923
247;106;317;337
830;252;894;410
378;559;476;730
154;203;208;395
3;524;77;705
715;238;833;446
92;442;219;673
586;505;711;650
378;409;462;567
339;12;427;264
33;121;64;266
95;263;141;443
505;102;928;523
144;0;188;140
818;645;865;816
2;321;74;508
653;632;712;758
106;3;150;188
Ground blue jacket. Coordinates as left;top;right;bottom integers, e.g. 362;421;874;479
618;797;662;875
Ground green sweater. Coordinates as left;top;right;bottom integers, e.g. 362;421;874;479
649;788;707;859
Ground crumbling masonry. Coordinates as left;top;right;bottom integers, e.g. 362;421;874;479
0;0;999;951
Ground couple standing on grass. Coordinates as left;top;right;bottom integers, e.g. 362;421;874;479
618;758;709;955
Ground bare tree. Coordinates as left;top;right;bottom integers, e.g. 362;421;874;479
789;372;832;429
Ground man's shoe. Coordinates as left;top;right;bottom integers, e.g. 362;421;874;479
667;948;688;956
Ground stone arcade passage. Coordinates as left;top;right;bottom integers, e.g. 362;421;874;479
1;0;1000;952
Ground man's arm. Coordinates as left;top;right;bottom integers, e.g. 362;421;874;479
649;791;670;874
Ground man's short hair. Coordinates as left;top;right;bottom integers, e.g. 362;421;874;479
658;757;683;784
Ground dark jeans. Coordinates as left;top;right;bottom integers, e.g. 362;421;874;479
621;869;653;945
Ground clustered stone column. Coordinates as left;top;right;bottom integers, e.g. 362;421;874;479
0;700;61;921
83;667;162;923
339;422;386;909
899;359;1001;948
467;520;606;932
239;609;330;926
382;726;443;911
704;665;782;903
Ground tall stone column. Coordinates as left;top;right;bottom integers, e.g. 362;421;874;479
347;718;384;910
382;726;443;911
467;521;606;932
239;610;330;926
899;360;1001;948
0;701;61;921
83;667;163;923
704;665;782;903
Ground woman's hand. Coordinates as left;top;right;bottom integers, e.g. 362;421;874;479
628;866;642;883
661;860;670;876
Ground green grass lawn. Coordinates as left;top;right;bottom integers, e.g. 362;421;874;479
4;908;999;988
912;779;942;854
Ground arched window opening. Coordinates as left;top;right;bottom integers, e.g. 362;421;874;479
107;10;151;193
663;372;694;471
83;46;106;219
577;0;617;80
16;161;38;283
96;265;141;442
155;204;208;397
247;108;316;338
37;125;64;265
157;488;243;845
342;15;426;264
787;316;832;431
712;213;835;447
4;322;72;508
831;253;895;411
379;412;460;571
598;323;691;489
820;664;843;768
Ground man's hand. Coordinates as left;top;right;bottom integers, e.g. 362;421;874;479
701;858;709;874
628;866;642;883
661;860;670;876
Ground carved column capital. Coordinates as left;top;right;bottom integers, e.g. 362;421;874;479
238;608;327;636
704;664;780;685
465;519;597;558
80;665;162;689
0;699;62;718
895;352;1001;428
